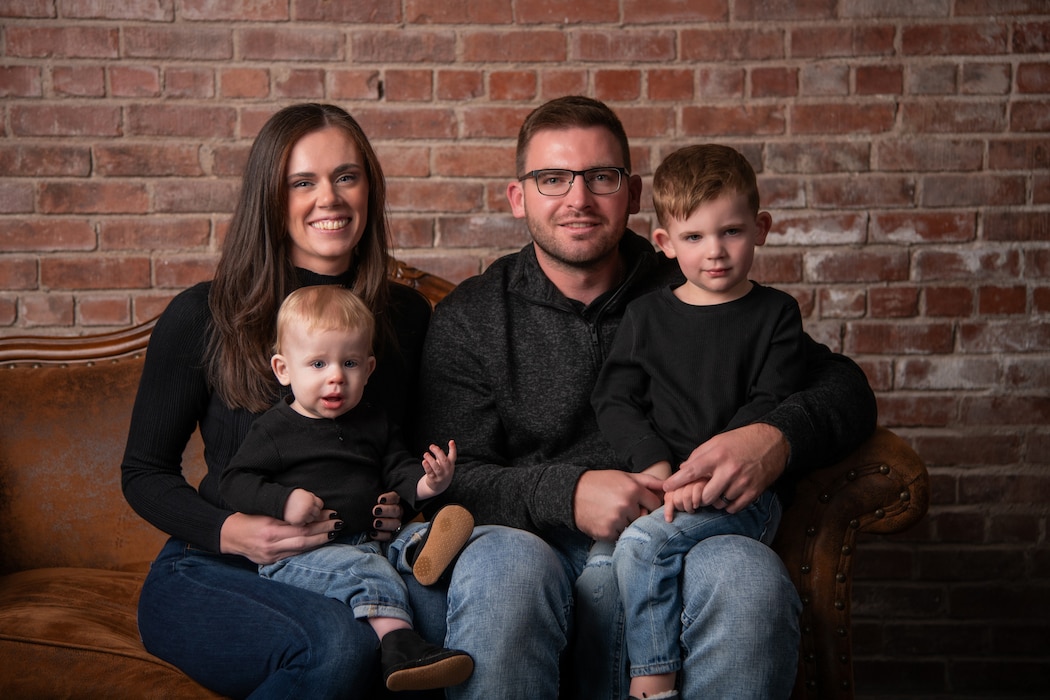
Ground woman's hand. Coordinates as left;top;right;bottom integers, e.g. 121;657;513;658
369;491;404;543
219;510;341;566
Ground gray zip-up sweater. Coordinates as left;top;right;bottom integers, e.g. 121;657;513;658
416;231;876;538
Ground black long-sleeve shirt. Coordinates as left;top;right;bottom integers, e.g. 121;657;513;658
120;270;431;552
219;399;426;536
416;231;877;538
591;283;807;472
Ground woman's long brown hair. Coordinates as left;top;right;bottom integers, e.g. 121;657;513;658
206;104;392;413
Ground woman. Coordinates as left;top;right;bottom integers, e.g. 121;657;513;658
120;103;431;697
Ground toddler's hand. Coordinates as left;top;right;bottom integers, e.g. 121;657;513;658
284;488;324;526
420;440;457;497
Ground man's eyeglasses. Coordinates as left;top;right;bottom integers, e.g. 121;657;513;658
518;167;628;197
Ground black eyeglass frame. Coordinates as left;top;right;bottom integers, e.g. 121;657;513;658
517;167;629;196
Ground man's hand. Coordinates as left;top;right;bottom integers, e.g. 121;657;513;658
574;469;665;542
663;423;790;514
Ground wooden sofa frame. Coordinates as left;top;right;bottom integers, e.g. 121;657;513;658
0;261;928;699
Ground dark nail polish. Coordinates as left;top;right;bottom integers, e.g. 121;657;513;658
373;506;383;516
328;531;337;540
333;521;344;531
329;512;340;520
379;496;388;504
374;519;382;529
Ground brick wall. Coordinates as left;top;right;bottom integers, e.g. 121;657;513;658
2;1;1047;696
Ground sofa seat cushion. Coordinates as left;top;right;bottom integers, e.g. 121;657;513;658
0;567;223;699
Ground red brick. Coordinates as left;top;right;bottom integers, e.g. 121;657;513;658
0;257;38;290
517;0;621;24
812;176;916;209
0;219;96;252
878;139;984;172
1012;21;1050;53
124;27;231;60
595;70;641;101
41;256;151;290
856;65;903;95
39;182;149;215
433;145;514;178
110;65;161;97
623;0;726;23
437;215;530;248
6;26;119;58
437;70;485;101
0;297;15;327
680;28;783;61
0;1;53;19
154;256;217;288
389;217;434;249
818;287;866;318
0;182;33;214
0;65;42;97
959;320;1050;352
575;31;676;62
354;107;457;140
127;105;237;138
219;68;270;98
182;0;288;20
133;293;178;324
989;138;1050;169
164;68;215;98
791;25;895;59
490;71;537;102
983;210;1050;241
902;101;1007;133
923;174;1026;208
20;293;75;327
978;285;1027;315
1017;61;1050;93
386;180;484;215
772;214;867;245
94;144;203;177
915;249;1021;281
1010;99;1050;132
459;31;535;63
807;250;910;283
153;181;240;214
906;63;957;95
460;106;534;139
925;286;974;317
750;67;797;98
872;212;976;244
961;62;1011;94
697;67;745;99
792;103;896;134
78;296;132;327
870;287;919;318
682;105;785;136
385;69;434;102
912;433;1022;467
539;70;588;99
330;70;381;101
750;252;802;284
876;394;956;428
11;105;121;136
896;356;999;390
902;23;1008;56
99;218;211;251
240;28;344;61
63;0;173;20
845;321;954;354
405;0;510;23
799;64;848;96
647;69;694;101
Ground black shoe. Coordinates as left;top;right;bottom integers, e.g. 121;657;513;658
409;504;474;586
381;628;473;691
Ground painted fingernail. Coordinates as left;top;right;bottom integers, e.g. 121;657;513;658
374;519;382;529
373;506;383;516
329;512;340;520
379;496;388;504
328;531;337;540
333;521;344;531
369;530;379;538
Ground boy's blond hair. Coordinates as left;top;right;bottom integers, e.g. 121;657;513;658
274;286;375;354
652;144;761;227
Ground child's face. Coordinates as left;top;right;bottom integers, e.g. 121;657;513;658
653;191;771;305
271;322;375;420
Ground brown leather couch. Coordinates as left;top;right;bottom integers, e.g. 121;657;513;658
0;261;928;699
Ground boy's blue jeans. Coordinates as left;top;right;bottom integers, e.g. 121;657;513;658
583;490;782;681
259;532;413;624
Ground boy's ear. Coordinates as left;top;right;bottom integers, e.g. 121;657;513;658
271;354;292;386
365;355;377;380
754;211;773;246
653;228;677;258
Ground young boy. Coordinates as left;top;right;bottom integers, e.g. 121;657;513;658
219;285;474;693
590;144;808;700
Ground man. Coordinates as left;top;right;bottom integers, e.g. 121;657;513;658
417;96;876;698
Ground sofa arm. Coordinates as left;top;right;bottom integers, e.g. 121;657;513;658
772;426;929;700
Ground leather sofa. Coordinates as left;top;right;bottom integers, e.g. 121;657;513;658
0;261;928;699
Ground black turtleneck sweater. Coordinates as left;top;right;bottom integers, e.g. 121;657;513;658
120;269;431;553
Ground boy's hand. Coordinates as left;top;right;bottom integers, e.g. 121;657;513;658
417;440;457;499
663;479;709;522
284;488;324;526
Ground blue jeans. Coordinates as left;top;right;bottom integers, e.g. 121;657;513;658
611;491;781;678
570;532;801;699
138;538;380;699
390;523;574;699
139;526;572;700
259;532;413;624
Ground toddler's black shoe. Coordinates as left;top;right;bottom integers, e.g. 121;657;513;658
409;504;474;586
381;628;473;691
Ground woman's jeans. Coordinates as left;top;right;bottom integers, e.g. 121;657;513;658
138;525;571;700
610;490;781;679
